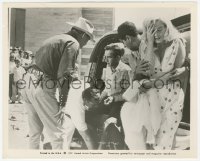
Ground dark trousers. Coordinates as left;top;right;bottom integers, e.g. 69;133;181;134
85;101;126;149
86;101;124;127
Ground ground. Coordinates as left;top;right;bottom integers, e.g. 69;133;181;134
8;98;190;150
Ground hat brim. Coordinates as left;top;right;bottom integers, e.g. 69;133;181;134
67;22;95;43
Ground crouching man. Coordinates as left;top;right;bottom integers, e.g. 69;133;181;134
61;86;102;149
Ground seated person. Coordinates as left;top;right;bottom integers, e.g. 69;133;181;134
86;43;131;150
83;86;128;150
100;43;132;127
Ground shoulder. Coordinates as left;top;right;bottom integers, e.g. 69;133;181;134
173;38;186;47
63;34;80;50
41;34;80;50
119;61;131;71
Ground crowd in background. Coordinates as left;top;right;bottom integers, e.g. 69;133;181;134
9;46;34;104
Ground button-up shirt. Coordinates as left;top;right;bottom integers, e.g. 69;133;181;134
121;48;140;73
102;61;132;101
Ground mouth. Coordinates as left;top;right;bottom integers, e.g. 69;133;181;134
155;37;161;41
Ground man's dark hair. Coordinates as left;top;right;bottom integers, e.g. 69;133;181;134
82;87;94;103
104;44;124;57
117;21;138;40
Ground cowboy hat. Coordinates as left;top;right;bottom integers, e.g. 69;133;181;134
67;17;95;42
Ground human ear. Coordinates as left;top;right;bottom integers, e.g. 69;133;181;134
125;35;131;41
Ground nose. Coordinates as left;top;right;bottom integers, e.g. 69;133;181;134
105;57;109;63
154;32;158;38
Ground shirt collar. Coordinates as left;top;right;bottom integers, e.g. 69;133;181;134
110;61;123;73
131;50;140;60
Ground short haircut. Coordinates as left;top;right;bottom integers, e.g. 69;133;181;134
82;87;93;103
117;21;138;40
104;43;124;57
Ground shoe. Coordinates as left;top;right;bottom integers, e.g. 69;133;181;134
9;101;15;104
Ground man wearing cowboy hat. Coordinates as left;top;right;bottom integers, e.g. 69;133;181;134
23;17;96;149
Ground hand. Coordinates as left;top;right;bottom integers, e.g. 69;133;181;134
159;72;173;83
141;80;153;90
135;59;150;76
168;67;186;80
99;91;108;102
54;106;65;125
146;22;157;44
104;96;114;105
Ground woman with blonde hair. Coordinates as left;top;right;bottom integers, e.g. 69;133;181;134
140;17;186;150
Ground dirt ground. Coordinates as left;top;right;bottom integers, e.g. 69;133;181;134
8;103;29;149
8;102;190;150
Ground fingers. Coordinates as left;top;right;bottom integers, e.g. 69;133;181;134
140;60;149;66
147;23;153;31
140;63;150;69
152;28;157;35
137;61;149;70
136;70;148;76
147;23;155;34
168;73;179;79
170;69;177;75
137;59;149;66
137;65;150;73
104;98;110;105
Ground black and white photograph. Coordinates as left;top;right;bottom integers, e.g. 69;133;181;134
2;1;198;159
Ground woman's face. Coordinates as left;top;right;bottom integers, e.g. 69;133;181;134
154;20;167;44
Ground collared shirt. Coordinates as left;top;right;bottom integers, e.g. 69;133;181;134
35;34;80;80
102;61;131;101
121;48;140;73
